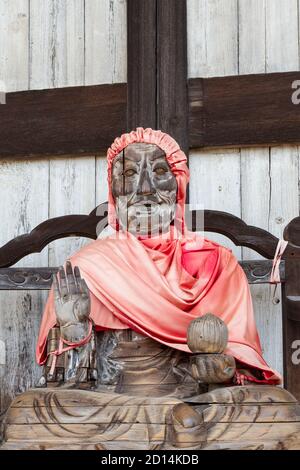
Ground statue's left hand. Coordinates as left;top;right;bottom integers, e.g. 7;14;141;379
53;260;91;329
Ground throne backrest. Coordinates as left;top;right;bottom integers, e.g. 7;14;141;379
0;202;294;289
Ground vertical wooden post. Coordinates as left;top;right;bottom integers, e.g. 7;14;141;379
127;0;157;130
127;0;189;156
157;0;188;155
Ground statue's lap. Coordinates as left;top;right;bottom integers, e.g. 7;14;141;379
2;330;300;450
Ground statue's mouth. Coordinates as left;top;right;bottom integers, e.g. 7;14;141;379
131;200;160;211
133;199;159;206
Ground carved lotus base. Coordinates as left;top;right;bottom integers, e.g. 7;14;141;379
1;385;300;450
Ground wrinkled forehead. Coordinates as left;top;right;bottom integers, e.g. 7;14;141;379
114;142;166;164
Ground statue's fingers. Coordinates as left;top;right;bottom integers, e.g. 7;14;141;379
74;265;81;282
80;278;90;298
58;266;68;300
66;260;77;296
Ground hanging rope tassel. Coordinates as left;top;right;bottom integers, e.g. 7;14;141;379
270;239;288;304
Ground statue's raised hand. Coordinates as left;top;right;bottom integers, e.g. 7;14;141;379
53;261;91;340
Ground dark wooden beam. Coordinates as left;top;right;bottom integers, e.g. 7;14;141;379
157;0;188;154
189;72;300;148
127;0;189;155
0;83;127;158
127;0;157;130
3;70;300;158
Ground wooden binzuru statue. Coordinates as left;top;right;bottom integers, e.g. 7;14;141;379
1;128;300;450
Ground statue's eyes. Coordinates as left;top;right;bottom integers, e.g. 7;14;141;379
154;167;168;175
123;168;137;177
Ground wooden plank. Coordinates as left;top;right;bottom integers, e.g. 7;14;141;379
189;72;300;149
266;0;299;73
187;0;238;79
1;437;297;451
84;0;127;87
0;83;127;159
127;0;157;130
6;69;300;157
4;70;300;156
157;0;188;154
189;149;242;259
0;0;29;92
4;423;171;443
8;402;300;424
238;0;266;75
5;421;300;444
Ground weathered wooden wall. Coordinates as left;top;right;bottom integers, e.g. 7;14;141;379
0;0;125;412
188;0;300;378
0;0;298;411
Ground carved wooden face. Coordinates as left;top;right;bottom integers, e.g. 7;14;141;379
111;143;177;236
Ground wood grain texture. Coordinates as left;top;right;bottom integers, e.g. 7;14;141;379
157;0;188;154
238;0;277;379
0;0;127;416
2;385;300;450
0;83;126;159
187;0;241;257
187;0;300;391
30;0;97;268
187;313;228;353
265;0;300;398
0;204;107;268
0;1;49;414
5;69;300;158
189;72;300;148
127;0;156;130
85;0;127;212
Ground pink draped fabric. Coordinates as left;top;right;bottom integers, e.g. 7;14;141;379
36;128;281;384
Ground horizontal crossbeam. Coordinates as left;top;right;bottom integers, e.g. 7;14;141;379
0;84;127;158
1;72;300;158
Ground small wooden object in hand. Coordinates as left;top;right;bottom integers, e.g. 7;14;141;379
187;313;236;384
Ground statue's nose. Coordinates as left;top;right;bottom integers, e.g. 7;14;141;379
137;168;155;195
